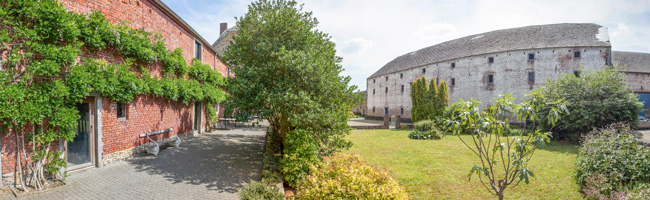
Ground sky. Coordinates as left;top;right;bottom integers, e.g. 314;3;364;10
161;0;650;91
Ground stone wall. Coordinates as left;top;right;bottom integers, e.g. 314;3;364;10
367;47;611;120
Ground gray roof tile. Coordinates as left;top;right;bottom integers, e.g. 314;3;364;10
613;51;650;73
369;23;611;78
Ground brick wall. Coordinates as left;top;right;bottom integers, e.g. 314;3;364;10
1;0;227;181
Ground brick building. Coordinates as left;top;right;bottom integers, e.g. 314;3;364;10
613;51;650;119
1;0;228;185
367;23;650;122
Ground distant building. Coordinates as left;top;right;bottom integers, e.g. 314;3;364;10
212;23;238;78
367;23;650;121
351;91;367;116
613;51;650;118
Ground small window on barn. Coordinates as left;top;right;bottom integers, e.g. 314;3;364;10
528;53;535;60
401;85;404;93
574;51;581;58
373;107;375;113
194;40;202;61
117;103;127;119
451;78;456;86
422;68;426;74
400;108;404;115
574;70;581;77
488;74;494;84
385;87;388;94
373;89;375;95
400;73;403;79
373;79;376;83
451;62;456;68
386;76;388;81
488;57;494;64
528;71;535;82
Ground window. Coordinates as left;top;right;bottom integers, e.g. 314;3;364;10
373;107;375;113
488;74;494;84
528;71;535;82
386;76;388;81
422;68;426;74
574;51;581;58
400;73;403;79
451;78;455;86
574;70;581;77
194;40;202;61
400;108;404;115
373;79;376;83
401;85;404;93
373;89;375;95
117;103;127;119
451;62;456;68
488;57;494;64
528;53;535;60
385;87;388;94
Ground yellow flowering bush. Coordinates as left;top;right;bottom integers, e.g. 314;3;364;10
295;154;409;200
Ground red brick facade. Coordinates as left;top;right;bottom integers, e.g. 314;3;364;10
1;0;227;181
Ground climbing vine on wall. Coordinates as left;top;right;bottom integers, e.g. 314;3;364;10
0;0;226;190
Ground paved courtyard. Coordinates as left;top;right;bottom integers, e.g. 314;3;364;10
1;127;266;200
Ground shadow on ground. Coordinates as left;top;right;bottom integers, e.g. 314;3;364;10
128;132;265;193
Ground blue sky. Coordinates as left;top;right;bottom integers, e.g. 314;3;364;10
161;0;650;91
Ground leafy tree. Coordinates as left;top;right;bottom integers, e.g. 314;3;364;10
531;67;642;139
444;93;567;200
438;81;449;114
223;0;361;186
410;77;448;122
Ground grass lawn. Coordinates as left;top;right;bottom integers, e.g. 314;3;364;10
344;129;583;200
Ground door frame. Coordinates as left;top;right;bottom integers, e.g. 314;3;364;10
194;101;203;135
65;97;97;171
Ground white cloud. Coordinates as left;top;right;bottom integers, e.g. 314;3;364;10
339;37;375;55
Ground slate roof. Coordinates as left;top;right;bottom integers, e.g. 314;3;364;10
369;23;611;78
613;51;650;73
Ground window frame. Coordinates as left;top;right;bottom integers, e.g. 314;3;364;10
117;102;127;120
451;78;456;86
488;74;494;84
194;40;203;61
488;57;494;64
528;71;535;83
574;51;581;58
528;53;535;60
451;62;456;68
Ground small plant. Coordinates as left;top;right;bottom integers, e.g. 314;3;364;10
238;180;284;200
444;93;567;200
408;130;442;140
295;154;409;200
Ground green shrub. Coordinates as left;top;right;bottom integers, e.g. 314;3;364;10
238;180;284;200
532;68;642;139
408;130;442;140
295;154;409;200
414;119;437;131
575;123;650;198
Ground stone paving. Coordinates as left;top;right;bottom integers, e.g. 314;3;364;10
1;127;266;200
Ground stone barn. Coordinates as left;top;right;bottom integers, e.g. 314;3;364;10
613;51;650;119
367;23;616;121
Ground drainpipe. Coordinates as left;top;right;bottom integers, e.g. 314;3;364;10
0;132;3;187
95;96;103;168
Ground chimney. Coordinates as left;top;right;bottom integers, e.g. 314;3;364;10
220;23;228;35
